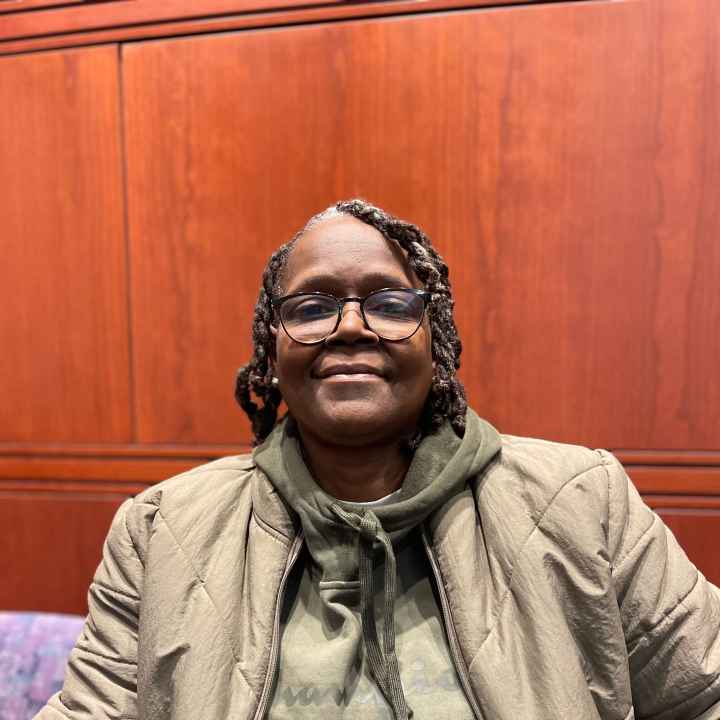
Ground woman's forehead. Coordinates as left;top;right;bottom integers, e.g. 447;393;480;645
282;215;419;293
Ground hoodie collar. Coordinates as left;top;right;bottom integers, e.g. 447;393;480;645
253;407;501;578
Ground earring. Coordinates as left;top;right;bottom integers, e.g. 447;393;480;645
270;376;279;388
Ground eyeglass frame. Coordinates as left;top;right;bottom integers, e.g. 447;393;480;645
271;287;432;345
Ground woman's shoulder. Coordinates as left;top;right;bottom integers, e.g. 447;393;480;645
120;455;258;543
134;453;256;506
479;434;622;525
497;433;610;475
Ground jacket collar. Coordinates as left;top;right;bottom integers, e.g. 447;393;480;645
251;461;298;541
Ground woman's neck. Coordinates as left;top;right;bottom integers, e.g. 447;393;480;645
297;427;412;502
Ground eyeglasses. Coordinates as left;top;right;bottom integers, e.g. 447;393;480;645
272;288;431;344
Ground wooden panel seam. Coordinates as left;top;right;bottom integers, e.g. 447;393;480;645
625;466;720;496
0;478;153;493
0;443;250;458
117;40;138;445
614;450;720;466
0;0;596;56
0;0;557;42
0;458;205;481
642;495;720;510
0;489;139;501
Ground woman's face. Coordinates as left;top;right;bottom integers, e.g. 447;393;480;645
272;214;434;446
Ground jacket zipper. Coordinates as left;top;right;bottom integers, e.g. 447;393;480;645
421;528;484;720
253;532;304;720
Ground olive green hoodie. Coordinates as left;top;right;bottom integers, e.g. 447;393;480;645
253;408;502;719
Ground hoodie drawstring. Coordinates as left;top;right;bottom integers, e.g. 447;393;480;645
331;504;413;720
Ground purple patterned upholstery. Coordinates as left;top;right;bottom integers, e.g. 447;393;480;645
0;611;85;720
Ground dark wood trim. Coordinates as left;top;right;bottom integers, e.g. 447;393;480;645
0;488;142;501
642;495;720;510
625;466;720;496
0;478;153;494
653;507;720;517
0;442;249;458
0;0;85;13
0;457;206;482
613;450;720;466
0;0;579;55
3;445;719;464
0;0;347;38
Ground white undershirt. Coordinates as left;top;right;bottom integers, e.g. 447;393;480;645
346;487;403;508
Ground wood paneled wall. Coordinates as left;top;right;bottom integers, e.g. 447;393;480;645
1;0;719;614
0;46;131;444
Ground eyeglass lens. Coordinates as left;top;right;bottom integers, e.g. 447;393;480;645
280;290;425;343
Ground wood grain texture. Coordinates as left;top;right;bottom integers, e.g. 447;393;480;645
0;45;132;443
0;5;554;60
122;0;719;449
0;0;350;40
0;0;546;47
447;0;720;450
0;491;127;613
654;509;720;586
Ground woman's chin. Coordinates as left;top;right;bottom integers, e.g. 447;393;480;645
302;401;407;445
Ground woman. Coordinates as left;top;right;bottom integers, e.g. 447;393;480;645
38;199;720;720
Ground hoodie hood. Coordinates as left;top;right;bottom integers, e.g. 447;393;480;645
253;407;501;581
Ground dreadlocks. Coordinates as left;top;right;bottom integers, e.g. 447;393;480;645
235;198;467;449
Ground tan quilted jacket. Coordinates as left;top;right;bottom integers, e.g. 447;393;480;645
37;436;720;720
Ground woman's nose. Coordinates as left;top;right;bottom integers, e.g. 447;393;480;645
325;302;379;345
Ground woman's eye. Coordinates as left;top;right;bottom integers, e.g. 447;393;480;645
374;301;409;316
295;301;333;319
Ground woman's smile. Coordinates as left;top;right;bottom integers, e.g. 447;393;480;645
315;361;387;379
318;372;384;383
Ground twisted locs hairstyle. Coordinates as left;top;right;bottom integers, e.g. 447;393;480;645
235;198;467;449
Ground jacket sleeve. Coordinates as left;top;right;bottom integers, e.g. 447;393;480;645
603;451;720;720
34;497;148;720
